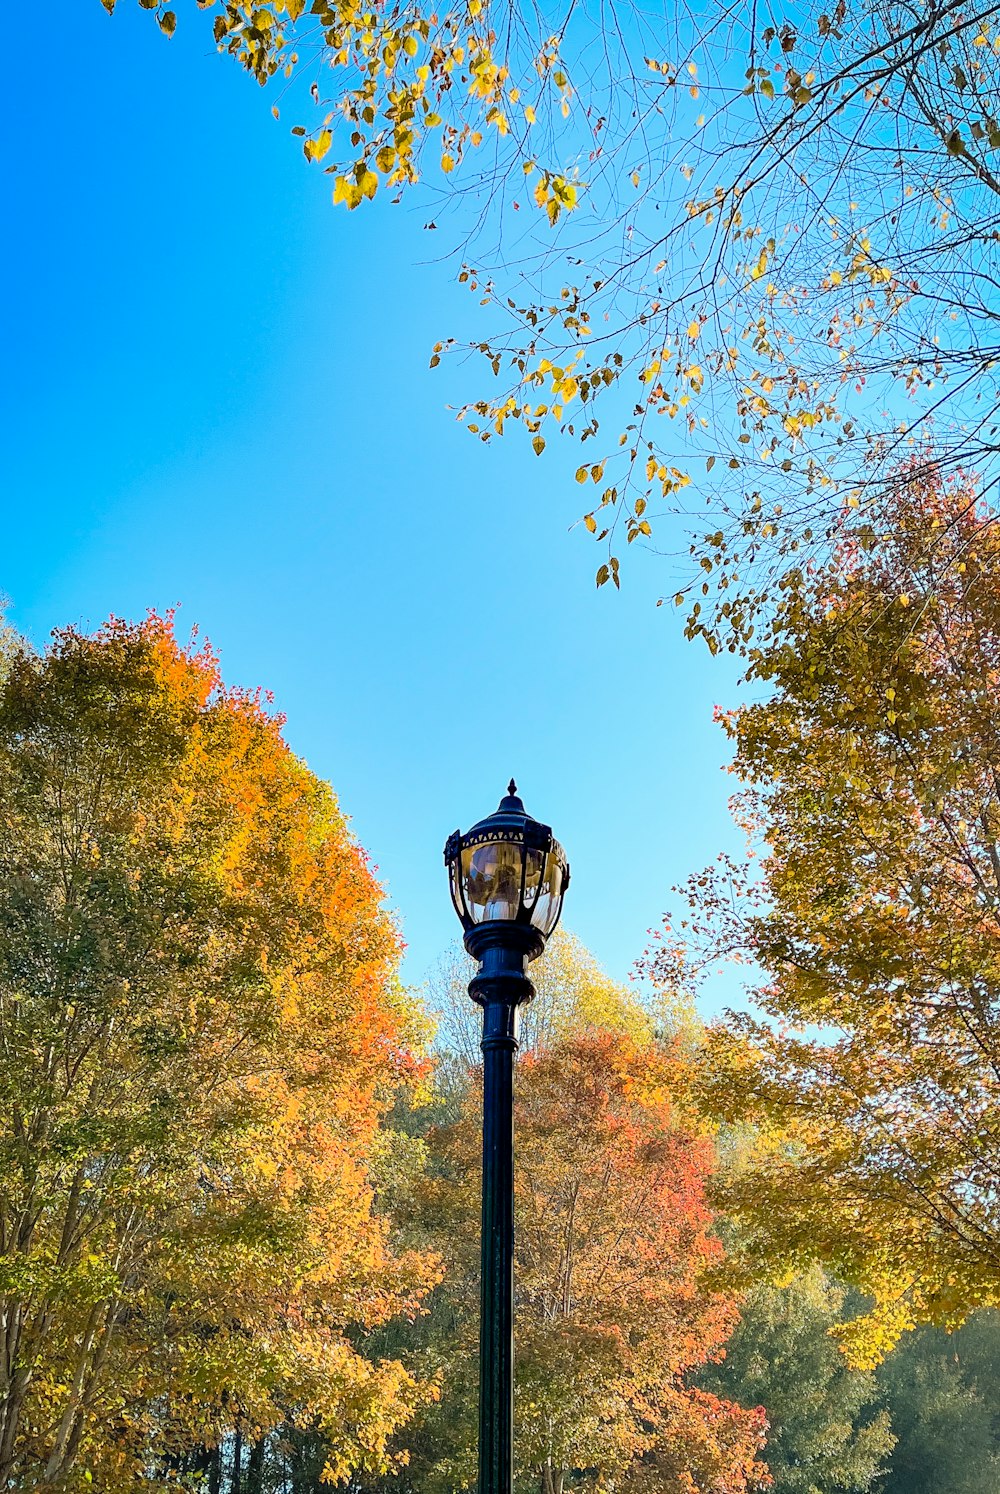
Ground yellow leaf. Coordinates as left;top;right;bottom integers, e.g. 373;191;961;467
304;129;333;163
687;320;699;339
441;153;456;173
333;175;362;208
525;105;536;125
532;435;546;455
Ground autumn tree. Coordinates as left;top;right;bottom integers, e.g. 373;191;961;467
104;0;1000;635
390;1025;767;1493
427;927;657;1068
0;614;435;1489
643;468;1000;1362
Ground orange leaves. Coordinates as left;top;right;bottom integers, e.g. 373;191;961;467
0;613;433;1486
418;1023;765;1488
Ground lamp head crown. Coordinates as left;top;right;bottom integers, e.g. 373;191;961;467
499;779;524;812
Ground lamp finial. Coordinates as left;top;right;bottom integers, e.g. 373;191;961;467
507;778;518;797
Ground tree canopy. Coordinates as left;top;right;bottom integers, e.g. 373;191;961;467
0;613;435;1488
644;468;1000;1361
404;1028;768;1493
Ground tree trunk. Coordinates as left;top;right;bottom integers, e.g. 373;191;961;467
247;1436;265;1494
232;1427;244;1494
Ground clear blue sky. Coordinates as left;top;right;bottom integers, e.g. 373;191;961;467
2;1;749;1005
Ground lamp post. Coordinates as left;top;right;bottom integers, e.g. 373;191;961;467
444;782;570;1494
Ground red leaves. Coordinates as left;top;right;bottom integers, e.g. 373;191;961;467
424;1029;767;1488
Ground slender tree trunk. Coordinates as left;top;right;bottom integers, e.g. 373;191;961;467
247;1436;265;1494
43;1300;106;1480
232;1426;244;1494
540;1458;565;1494
0;1363;32;1484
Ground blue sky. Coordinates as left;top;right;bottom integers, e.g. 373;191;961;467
2;1;749;1005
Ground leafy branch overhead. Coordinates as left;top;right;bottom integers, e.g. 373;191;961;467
111;0;1000;640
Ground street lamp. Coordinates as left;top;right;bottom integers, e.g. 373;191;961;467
444;782;570;1494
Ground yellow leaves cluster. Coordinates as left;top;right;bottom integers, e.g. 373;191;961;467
531;169;579;224
208;0;577;225
333;166;379;206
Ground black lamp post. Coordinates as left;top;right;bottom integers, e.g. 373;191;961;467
444;782;570;1494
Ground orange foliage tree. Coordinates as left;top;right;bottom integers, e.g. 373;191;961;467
406;1029;767;1493
0;614;435;1489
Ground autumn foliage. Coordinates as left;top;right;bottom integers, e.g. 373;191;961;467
409;1029;767;1492
647;470;1000;1362
110;0;1000;639
0;614;434;1488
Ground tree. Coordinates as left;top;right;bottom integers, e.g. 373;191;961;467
401;1028;768;1492
106;0;1000;637
643;467;1000;1362
877;1310;1000;1494
427;927;658;1068
699;1269;893;1494
0;614;435;1488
